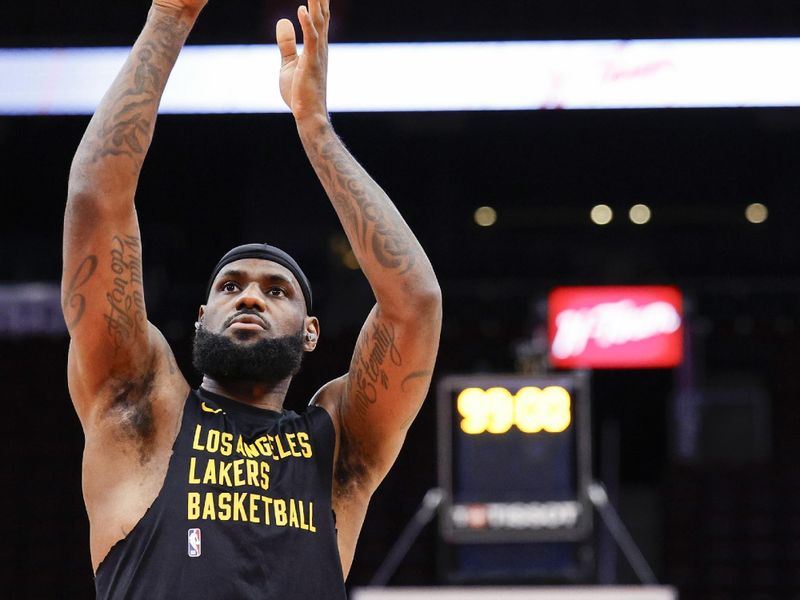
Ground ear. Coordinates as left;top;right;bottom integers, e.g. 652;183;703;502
303;316;320;352
198;305;206;321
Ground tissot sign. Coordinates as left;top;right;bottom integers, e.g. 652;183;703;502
548;286;683;369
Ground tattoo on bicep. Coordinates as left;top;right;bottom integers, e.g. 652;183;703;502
318;140;417;274
105;234;146;352
350;320;402;418
400;370;432;392
63;255;99;330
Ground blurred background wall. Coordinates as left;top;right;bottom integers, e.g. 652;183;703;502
3;1;800;598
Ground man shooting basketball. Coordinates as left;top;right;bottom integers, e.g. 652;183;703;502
61;0;441;596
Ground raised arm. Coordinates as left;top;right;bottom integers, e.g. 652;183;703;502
276;0;442;492
62;0;204;422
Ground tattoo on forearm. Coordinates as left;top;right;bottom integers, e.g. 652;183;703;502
62;255;98;330
350;320;402;418
316;138;417;274
105;234;146;351
89;15;188;169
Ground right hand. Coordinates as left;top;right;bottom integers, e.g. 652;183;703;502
276;0;330;124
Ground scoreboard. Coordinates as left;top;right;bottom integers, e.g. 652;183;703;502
437;373;593;545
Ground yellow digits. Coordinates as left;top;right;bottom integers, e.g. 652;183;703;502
457;386;572;435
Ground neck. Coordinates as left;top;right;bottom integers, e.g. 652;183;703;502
200;376;291;412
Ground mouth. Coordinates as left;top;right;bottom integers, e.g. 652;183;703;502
226;314;268;331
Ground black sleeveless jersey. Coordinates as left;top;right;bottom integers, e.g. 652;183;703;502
95;388;347;599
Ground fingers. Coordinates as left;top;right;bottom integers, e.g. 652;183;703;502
308;0;328;29
276;18;298;65
279;2;328;61
297;5;318;53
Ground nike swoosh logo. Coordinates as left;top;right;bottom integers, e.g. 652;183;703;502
201;402;223;415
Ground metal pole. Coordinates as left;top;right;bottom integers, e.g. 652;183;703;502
588;481;658;585
369;488;444;587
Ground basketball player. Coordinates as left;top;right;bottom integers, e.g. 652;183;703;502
61;0;441;596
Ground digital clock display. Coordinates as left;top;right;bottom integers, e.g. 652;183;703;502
438;373;592;544
456;386;572;435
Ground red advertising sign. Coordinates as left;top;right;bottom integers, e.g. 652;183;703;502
548;286;683;369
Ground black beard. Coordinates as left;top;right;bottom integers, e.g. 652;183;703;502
192;324;305;385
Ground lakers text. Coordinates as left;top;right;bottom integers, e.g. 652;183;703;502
187;425;317;532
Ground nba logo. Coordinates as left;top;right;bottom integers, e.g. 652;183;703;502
187;528;201;558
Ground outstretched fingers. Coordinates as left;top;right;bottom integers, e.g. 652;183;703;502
297;5;319;54
308;0;328;30
275;3;329;117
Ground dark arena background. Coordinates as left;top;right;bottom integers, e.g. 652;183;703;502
3;1;800;599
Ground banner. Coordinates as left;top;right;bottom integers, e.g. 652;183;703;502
549;286;683;369
3;38;800;114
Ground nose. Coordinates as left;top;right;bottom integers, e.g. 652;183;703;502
235;282;267;311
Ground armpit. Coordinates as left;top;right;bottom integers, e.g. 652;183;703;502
333;423;370;500
103;369;157;464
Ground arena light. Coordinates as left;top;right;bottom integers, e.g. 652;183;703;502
474;206;497;227
629;203;652;225
4;38;800;115
745;202;768;224
590;204;613;225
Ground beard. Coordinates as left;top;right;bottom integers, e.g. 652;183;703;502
192;323;306;385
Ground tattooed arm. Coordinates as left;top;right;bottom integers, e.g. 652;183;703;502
277;0;442;567
62;0;204;422
63;1;204;570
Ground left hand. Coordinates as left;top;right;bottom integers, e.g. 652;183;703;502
276;0;330;123
151;0;209;20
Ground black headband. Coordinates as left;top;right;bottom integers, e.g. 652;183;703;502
205;243;313;313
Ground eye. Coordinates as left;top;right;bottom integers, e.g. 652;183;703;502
267;286;286;297
222;281;239;293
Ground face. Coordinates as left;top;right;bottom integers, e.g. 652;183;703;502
192;258;319;384
201;258;314;340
